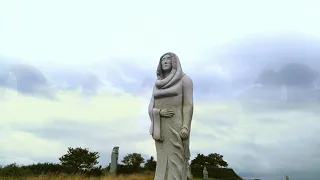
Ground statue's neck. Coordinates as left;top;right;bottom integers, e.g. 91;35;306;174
163;70;170;79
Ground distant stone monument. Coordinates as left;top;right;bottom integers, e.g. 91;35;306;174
148;52;194;180
203;167;208;180
109;146;119;175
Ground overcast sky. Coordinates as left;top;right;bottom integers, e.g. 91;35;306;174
1;1;320;180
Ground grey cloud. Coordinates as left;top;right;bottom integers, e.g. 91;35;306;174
93;59;156;96
255;63;319;87
238;96;320;114
0;61;55;99
191;132;218;141
90;34;320;102
16;119;149;144
215;34;320;77
91;58;234;100
202;136;320;180
190;100;320;180
0;58;106;98
238;62;320;102
211;34;320;103
42;67;104;96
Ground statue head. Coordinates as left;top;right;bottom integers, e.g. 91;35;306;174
112;146;119;155
161;53;173;72
156;52;179;79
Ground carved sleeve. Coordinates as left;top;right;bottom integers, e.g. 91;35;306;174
148;91;162;141
148;96;154;121
182;76;194;132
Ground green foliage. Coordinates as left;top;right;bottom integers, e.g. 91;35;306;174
121;153;145;169
191;153;228;168
0;162;103;177
144;156;156;171
116;164;145;174
0;148;243;179
191;166;242;180
58;147;100;173
0;163;30;177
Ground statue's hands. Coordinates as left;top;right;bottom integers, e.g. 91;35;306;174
180;127;189;140
160;108;174;117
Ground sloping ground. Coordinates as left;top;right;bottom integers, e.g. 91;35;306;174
191;167;243;180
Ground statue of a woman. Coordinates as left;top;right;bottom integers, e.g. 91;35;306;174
148;52;194;180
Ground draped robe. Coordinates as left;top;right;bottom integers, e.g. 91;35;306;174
148;52;193;180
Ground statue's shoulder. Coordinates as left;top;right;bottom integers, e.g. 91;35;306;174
182;74;193;86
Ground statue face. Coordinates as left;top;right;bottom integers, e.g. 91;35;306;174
161;54;172;71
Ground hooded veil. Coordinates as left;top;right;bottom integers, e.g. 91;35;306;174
150;52;185;140
155;52;185;89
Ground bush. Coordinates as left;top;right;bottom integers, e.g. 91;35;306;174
0;162;104;177
0;163;31;177
191;165;243;180
116;164;145;174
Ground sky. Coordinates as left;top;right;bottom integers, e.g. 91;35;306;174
1;0;320;180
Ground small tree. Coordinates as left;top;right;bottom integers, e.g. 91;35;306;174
190;153;207;167
122;153;145;169
207;153;228;168
191;153;228;168
144;156;157;171
59;147;100;173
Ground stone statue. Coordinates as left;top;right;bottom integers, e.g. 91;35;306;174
187;163;193;180
109;146;119;175
203;167;208;180
148;52;194;180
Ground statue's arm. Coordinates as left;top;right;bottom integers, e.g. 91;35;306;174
148;96;155;120
182;75;194;131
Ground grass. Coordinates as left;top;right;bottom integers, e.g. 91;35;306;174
0;173;215;180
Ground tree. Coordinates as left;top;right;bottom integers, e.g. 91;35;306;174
255;69;280;87
190;153;207;167
121;153;145;169
278;63;318;88
255;63;319;88
59;147;100;173
191;153;228;168
207;153;228;168
144;156;157;171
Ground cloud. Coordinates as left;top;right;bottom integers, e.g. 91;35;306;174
0;58;113;98
0;128;65;165
42;67;105;94
1;83;320;179
77;35;320;103
211;34;320;77
205;34;320;103
190;100;320;179
238;62;320;102
87;57;234;100
0;87;151;166
1;34;320;179
1;1;320;179
0;59;56;99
